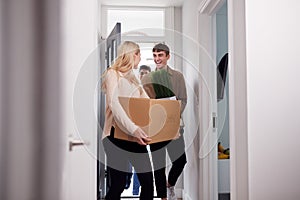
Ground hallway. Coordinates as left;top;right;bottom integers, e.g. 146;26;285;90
1;0;300;200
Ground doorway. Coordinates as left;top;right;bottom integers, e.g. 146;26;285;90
215;2;230;200
197;0;229;199
98;6;169;199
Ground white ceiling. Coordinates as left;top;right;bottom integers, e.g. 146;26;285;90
99;0;184;7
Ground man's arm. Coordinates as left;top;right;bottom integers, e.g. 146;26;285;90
177;72;187;114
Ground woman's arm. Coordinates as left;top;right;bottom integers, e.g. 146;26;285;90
105;70;151;145
105;70;138;134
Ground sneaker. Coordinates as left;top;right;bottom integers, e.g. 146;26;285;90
167;186;176;200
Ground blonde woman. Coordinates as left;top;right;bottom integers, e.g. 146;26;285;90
102;41;153;200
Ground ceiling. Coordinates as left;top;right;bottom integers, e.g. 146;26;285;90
99;0;184;7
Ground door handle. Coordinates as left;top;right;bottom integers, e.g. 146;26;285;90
69;139;89;151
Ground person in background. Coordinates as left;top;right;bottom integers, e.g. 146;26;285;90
141;43;187;200
139;65;152;80
101;41;153;200
132;65;152;196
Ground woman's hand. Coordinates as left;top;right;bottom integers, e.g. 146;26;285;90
133;127;151;145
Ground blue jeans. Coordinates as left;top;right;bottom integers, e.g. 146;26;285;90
132;171;140;195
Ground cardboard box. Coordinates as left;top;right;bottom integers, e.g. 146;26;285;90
114;97;181;144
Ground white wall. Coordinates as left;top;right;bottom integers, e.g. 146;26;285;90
183;0;300;200
245;1;300;199
182;0;202;199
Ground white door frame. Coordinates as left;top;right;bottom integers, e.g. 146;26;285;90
197;1;226;199
198;0;249;200
227;0;249;199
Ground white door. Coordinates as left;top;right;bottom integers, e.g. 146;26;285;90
61;0;98;199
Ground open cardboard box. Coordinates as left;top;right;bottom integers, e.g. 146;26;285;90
114;97;181;144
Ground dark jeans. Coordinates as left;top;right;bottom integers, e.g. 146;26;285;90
103;129;153;200
150;136;187;198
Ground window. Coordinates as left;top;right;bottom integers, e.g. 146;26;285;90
102;6;175;79
106;8;165;37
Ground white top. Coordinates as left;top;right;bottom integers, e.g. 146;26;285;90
102;69;149;139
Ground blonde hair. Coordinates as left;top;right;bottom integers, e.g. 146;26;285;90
102;41;142;93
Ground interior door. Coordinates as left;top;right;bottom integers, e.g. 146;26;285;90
106;23;121;67
98;22;121;199
61;0;98;199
